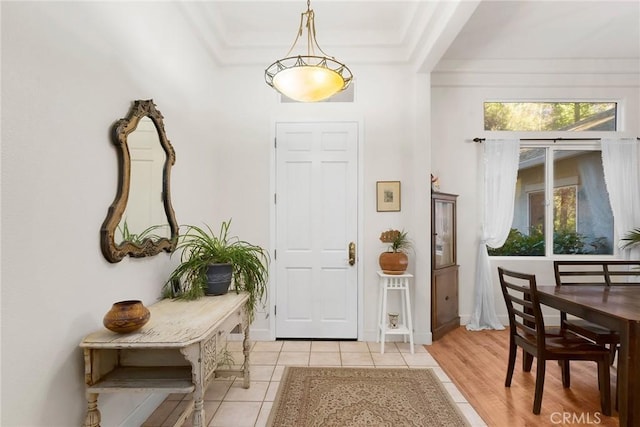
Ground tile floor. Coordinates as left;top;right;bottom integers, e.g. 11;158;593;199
143;340;487;427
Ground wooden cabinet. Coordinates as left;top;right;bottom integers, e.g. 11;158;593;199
431;192;459;341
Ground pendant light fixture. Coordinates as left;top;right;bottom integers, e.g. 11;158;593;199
265;0;353;103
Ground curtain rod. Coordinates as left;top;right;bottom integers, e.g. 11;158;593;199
473;137;640;143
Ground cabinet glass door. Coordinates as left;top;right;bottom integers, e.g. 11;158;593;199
434;200;455;268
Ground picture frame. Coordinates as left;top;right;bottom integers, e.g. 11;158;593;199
376;181;401;212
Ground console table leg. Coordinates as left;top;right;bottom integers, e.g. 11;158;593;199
191;398;204;427
83;393;100;427
242;321;251;389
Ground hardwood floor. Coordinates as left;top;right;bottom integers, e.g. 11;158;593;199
427;327;619;427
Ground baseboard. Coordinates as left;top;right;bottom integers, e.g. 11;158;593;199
459;314;560;327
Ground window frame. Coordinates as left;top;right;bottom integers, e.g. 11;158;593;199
483;101;618;132
490;141;618;260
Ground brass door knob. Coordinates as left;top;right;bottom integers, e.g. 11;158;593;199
348;242;356;266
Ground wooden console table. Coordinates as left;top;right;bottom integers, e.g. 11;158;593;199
80;293;250;427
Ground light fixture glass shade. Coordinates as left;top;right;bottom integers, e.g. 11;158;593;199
266;56;352;102
264;1;353;103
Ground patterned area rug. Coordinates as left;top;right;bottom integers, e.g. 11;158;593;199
267;367;470;427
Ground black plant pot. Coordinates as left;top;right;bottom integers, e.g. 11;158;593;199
205;263;233;295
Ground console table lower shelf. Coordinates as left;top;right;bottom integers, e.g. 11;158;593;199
79;293;251;427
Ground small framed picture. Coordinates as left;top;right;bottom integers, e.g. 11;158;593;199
376;181;401;212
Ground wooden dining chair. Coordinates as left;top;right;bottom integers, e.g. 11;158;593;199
554;261;640;364
553;261;619;364
498;267;611;415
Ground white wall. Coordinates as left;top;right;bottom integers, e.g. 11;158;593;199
1;2;221;426
431;61;640;326
1;3;430;426
203;63;431;343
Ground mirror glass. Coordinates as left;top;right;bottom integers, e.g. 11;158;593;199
101;100;178;263
117;116;171;243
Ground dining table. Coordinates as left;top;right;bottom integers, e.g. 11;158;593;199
537;285;640;427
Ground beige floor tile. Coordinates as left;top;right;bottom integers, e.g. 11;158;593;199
281;341;311;352
340;351;374;366
309;351;342;366
276;351;309;366
227;339;251;351
431;366;452;382
181;401;220;427
210;401;262;427
143;339;480;427
250;365;276;381
252;341;283;352
311;341;340;352
339;341;370;352
401;352;439;367
457;402;488;427
224;381;269;401
271;365;286;381
397;342;426;353
204;380;233;401
371;352;407;366
254;402;273;427
368;341;399;353
373;341;399;354
166;393;187;401
160;400;191;427
141;398;181;426
228;351;246;366
442;381;468;403
250;351;280;365
264;381;280;401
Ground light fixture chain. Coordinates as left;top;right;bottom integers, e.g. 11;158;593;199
306;4;334;60
264;0;353;102
284;10;306;57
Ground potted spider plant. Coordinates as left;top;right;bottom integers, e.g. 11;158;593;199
163;220;269;320
379;229;412;274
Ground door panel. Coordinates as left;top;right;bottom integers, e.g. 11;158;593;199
275;122;358;338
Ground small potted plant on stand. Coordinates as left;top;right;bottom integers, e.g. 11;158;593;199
163;220;269;320
379;229;412;274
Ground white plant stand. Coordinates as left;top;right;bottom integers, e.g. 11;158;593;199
376;271;414;354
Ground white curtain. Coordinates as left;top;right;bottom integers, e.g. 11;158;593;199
467;139;520;331
578;153;614;251
601;138;640;259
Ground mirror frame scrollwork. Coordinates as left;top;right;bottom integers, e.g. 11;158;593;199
101;99;178;263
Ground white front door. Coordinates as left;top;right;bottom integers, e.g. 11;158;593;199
275;122;358;339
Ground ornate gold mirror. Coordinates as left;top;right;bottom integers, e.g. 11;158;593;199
101;100;178;263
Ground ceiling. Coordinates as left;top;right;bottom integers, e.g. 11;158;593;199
179;0;639;68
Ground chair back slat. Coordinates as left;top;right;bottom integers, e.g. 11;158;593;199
554;261;609;286
606;262;640;285
498;267;545;346
554;260;640;286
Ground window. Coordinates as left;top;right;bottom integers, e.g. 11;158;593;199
484;102;617;131
488;147;614;256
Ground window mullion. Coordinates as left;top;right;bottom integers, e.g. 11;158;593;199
545;147;554;257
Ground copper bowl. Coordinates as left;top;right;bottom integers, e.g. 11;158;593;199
103;300;150;333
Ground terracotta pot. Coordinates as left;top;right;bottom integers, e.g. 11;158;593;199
103;300;150;333
379;252;408;275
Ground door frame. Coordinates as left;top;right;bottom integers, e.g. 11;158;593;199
268;114;365;341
